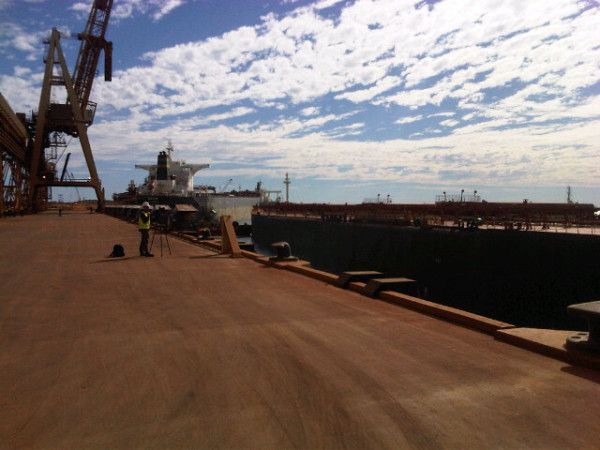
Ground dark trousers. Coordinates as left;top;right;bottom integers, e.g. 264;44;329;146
139;229;149;255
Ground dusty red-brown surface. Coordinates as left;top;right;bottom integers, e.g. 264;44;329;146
1;212;599;449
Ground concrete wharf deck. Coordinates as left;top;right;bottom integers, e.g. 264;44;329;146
1;212;599;449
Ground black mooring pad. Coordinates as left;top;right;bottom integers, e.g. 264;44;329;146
566;301;600;352
335;270;383;288
362;277;417;298
568;301;600;320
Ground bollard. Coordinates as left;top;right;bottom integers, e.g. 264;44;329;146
269;241;298;262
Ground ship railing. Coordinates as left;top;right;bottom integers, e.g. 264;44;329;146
435;194;481;203
254;204;600;235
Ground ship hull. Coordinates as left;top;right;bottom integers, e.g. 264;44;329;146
251;214;600;330
130;193;259;226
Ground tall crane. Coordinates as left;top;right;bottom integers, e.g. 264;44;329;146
28;0;113;211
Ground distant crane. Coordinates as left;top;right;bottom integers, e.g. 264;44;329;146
59;152;71;182
220;178;233;193
567;185;574;204
28;0;113;211
68;172;82;202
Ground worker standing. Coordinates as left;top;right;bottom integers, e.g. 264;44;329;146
138;201;154;257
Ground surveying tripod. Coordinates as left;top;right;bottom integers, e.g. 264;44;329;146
150;224;172;257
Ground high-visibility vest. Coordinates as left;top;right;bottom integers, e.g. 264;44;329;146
138;211;151;230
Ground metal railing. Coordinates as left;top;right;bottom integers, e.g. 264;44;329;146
435;194;481;203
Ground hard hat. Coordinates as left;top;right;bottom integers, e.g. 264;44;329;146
142;201;151;208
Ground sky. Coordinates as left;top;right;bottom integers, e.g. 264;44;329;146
1;0;599;204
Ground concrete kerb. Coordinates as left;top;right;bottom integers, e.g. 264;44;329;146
282;263;339;283
495;328;600;371
235;246;512;333
377;291;513;335
215;241;514;334
171;237;600;370
347;281;367;294
196;239;222;252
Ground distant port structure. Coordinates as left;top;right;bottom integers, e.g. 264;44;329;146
255;191;598;234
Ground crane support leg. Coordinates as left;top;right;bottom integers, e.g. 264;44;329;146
56;35;105;210
28;30;57;211
0;154;4;215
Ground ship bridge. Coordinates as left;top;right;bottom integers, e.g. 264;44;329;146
135;144;209;196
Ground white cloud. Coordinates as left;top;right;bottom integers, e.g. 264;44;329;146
314;0;345;10
13;66;31;76
0;22;40;52
71;0;185;21
440;119;459;127
335;75;403;103
175;107;256;129
70;2;89;13
0;71;42;113
395;115;422;124
300;106;320;116
152;0;184;20
429;112;454;118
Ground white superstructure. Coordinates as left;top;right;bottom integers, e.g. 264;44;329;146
135;142;210;196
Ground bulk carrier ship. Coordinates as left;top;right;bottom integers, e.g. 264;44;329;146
112;142;280;227
252;197;600;330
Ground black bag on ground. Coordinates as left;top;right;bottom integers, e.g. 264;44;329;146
110;244;125;257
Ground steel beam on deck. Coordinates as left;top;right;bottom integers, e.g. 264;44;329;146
40;180;96;188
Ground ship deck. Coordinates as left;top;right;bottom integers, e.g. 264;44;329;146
1;212;599;449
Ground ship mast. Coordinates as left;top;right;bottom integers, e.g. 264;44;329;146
284;172;291;203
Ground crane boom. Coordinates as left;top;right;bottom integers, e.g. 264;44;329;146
72;0;113;111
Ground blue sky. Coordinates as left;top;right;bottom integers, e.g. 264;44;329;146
1;0;599;204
